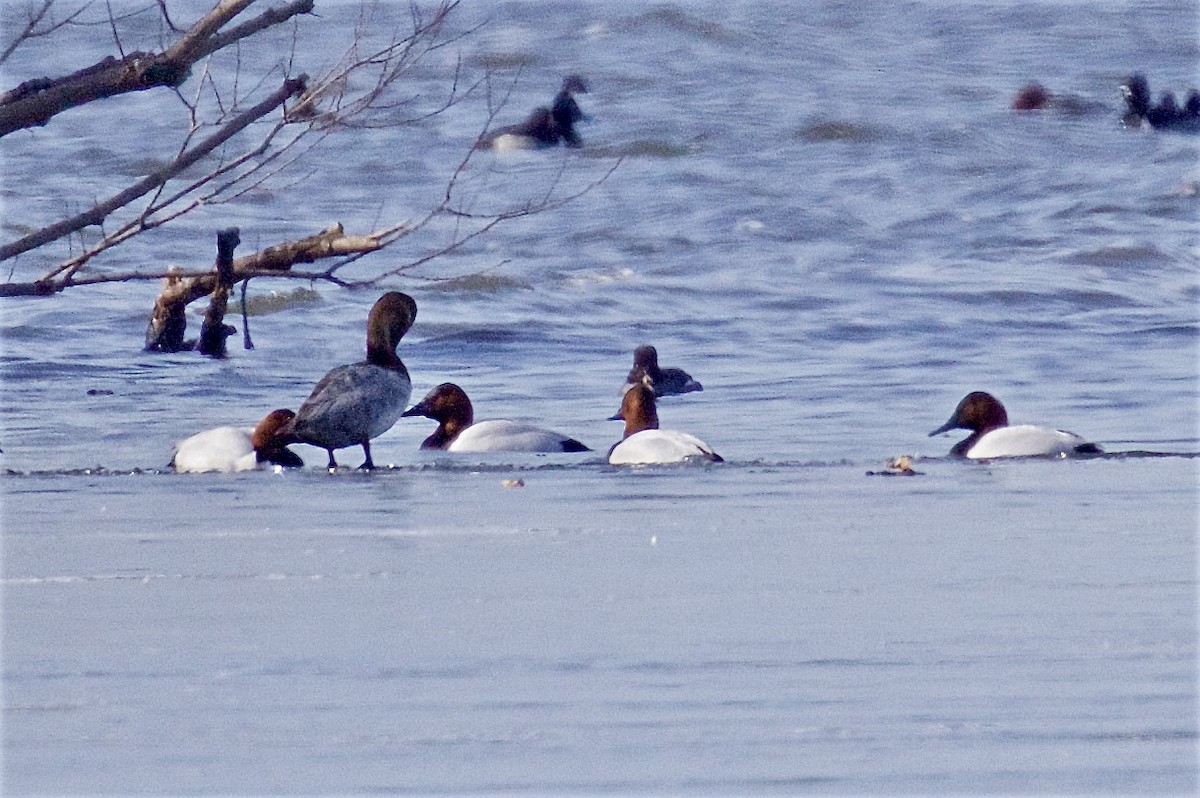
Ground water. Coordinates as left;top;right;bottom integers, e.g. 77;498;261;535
2;0;1197;793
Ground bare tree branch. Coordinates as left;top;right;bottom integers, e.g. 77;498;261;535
192;0;314;62
0;0;624;361
162;0;255;63
0;0;314;136
0;74;307;263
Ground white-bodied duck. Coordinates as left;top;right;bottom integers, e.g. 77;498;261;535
172;409;304;473
929;391;1103;459
609;373;722;465
402;382;590;453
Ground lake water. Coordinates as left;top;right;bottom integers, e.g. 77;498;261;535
2;0;1197;793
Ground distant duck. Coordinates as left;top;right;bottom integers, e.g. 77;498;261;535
624;345;702;396
1010;81;1105;116
1121;73;1200;130
402;382;590;453
551;74;589;147
929;391;1103;459
477;75;590;150
172;409;304;473
1012;82;1051;111
283;292;417;469
608;374;722;465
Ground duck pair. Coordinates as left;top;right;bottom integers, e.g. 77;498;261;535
1120;74;1200;131
173;292;417;473
400;345;717;464
476;75;590;151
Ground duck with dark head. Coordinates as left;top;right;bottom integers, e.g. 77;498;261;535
476;75;591;150
1121;73;1200;131
608;371;721;465
623;345;702;397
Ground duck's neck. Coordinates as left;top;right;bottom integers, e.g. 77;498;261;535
951;431;983;457
367;342;405;371
420;426;454;450
421;412;471;450
623;394;659;438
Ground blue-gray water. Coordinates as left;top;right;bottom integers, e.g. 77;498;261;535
2;1;1197;793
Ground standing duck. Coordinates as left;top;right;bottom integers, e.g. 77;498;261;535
929;391;1103;459
284;292;417;469
608;374;721;465
402;382;590;453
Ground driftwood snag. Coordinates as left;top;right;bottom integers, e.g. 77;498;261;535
144;227;240;353
143;223;381;354
198;228;241;358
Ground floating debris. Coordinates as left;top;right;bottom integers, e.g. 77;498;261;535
866;455;923;477
501;478;525;488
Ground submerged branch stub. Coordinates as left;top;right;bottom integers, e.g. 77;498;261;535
144;267;199;352
197;227;241;358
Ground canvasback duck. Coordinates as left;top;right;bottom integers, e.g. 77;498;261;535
929;391;1103;459
608;374;722;465
623;345;702;396
551;74;589;147
172;409;304;473
401;382;590;453
283;292;417;469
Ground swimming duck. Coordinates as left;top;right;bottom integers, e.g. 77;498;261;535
929;391;1103;459
477;75;590;150
623;345;702;396
608;374;722;465
551;74;589;147
1012;82;1051;111
172;409;304;473
1121;74;1200;130
1010;82;1102;116
401;382;590;453
283;292;417;469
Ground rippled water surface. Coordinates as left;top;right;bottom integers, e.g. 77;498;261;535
2;0;1197;793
